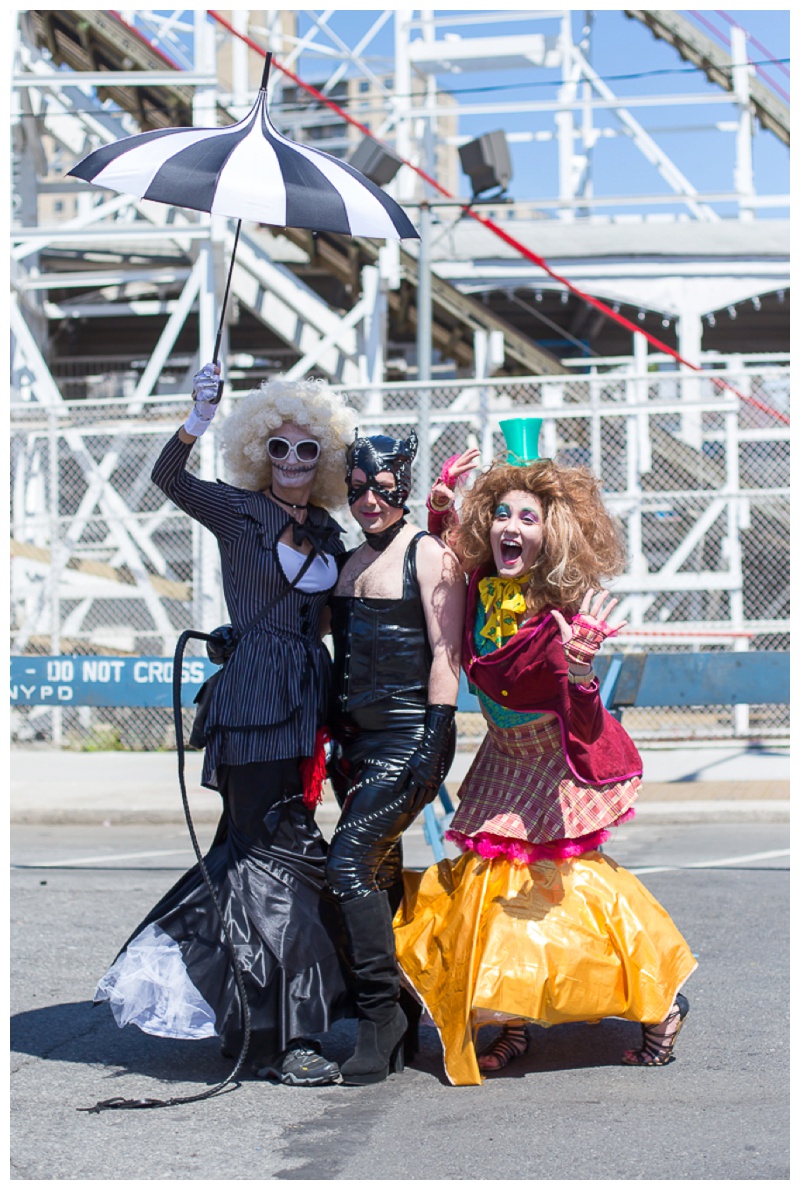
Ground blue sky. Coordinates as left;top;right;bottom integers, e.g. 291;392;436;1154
290;8;790;217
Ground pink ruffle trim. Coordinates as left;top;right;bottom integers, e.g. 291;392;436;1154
446;807;636;866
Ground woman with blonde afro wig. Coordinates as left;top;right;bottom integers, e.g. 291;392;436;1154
96;366;362;1090
218;376;357;509
391;431;695;1087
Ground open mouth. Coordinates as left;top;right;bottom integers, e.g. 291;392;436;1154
500;538;523;566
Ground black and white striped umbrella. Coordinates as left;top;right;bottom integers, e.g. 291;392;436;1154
69;53;417;241
68;54;417;369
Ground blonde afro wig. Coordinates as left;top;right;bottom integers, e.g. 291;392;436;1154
218;376;358;510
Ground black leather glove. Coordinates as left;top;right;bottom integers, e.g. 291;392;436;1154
205;624;239;666
396;704;457;816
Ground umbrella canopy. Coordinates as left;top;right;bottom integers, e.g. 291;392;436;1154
68;53;417;241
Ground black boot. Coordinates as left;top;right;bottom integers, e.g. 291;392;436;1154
339;891;407;1086
383;872;422;1063
399;986;423;1063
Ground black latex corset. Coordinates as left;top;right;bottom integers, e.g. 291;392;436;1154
329;532;432;714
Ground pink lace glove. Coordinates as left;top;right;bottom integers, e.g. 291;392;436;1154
440;453;463;489
427;447;480;517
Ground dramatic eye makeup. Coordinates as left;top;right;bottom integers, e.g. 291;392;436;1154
492;502;540;523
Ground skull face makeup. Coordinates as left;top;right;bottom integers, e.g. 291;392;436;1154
345;430;419;509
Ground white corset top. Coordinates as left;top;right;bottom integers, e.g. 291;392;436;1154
277;542;338;593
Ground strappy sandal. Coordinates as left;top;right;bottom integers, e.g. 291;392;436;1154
622;993;689;1066
478;1025;529;1073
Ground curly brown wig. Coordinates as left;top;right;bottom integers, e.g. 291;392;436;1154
453;460;627;615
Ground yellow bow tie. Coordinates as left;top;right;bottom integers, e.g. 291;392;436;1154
478;576;527;647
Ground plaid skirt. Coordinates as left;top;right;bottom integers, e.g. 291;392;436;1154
448;715;640;848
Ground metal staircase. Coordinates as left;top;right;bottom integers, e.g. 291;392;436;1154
275;226;566;376
27;9;196;130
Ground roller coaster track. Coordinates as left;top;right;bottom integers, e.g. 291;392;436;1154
25;8;565;377
27;9;195;130
625;10;789;146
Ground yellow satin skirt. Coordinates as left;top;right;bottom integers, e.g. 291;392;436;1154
393;851;696;1086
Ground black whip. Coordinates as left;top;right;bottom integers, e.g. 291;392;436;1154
79;630;252;1112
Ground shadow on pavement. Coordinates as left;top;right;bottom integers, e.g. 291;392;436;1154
12;999;245;1090
12;1000;646;1093
403;1017;646;1086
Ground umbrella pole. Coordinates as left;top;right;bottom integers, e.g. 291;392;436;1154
210;53;268;374
209;218;242;403
213;218;242;366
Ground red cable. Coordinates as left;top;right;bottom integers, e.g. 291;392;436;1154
206;11;789;426
207;10;376;137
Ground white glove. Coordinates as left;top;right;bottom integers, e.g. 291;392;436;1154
183;362;221;438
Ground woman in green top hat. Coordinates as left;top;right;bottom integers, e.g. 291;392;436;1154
391;419;695;1085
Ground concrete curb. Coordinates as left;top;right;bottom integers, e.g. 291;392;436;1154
10;747;789;827
10;798;788;828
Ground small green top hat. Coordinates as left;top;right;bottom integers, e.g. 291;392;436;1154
499;417;543;466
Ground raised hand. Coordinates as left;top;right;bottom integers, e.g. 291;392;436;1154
184;362;222;438
429;447;481;512
442;447;480;488
575;588;627;636
551;589;627;670
192;361;222;409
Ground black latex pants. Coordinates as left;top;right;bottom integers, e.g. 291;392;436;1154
326;699;455;904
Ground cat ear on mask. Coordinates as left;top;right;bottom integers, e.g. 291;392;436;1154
345;433;368;477
403;428;419;461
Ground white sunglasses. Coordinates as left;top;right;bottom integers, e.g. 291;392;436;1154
267;436;321;463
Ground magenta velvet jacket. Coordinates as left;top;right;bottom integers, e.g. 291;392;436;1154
463;567;643;787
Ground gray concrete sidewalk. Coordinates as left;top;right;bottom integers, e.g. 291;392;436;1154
10;741;789;825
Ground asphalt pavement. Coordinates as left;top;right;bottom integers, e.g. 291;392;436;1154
9;740;791;1180
10;818;790;1180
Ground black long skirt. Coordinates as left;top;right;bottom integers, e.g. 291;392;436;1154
95;759;353;1052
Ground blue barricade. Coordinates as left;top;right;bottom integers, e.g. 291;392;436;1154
10;655;218;707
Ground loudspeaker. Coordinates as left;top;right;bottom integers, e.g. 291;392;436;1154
458;130;512;197
349;136;403;187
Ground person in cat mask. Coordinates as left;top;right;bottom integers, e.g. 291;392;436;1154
325;429;466;1085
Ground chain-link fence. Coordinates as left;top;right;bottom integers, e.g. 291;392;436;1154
10;361;789;749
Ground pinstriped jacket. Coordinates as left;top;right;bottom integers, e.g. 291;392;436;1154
152;432;345;790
